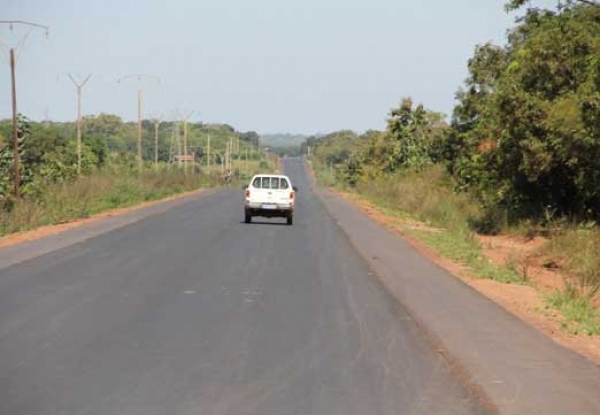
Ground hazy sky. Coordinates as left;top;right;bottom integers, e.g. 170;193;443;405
1;0;556;134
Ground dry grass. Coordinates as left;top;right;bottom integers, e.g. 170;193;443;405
0;158;278;237
354;166;481;232
544;225;600;300
0;166;210;236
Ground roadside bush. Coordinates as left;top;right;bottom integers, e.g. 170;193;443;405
355;165;482;232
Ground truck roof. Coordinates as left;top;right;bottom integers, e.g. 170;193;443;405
251;174;290;179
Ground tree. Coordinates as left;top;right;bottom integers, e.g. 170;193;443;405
451;3;600;220
505;0;600;11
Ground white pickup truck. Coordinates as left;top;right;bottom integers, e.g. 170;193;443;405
243;174;297;225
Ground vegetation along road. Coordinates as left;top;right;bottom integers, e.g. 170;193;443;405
2;1;600;414
0;159;598;415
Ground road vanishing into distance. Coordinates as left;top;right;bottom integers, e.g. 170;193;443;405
1;159;599;415
0;160;485;415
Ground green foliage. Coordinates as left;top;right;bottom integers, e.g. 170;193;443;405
547;286;600;335
308;2;600;229
505;0;600;12
449;4;600;222
305;0;600;329
385;98;437;171
0;114;266;206
307;99;447;187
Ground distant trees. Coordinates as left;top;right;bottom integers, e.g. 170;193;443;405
240;131;260;148
0;114;262;205
307;101;446;187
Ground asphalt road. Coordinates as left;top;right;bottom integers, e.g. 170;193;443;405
0;159;487;415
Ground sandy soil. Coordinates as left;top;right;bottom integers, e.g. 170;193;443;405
335;190;600;365
0;188;208;250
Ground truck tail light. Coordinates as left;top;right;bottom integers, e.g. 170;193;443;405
290;191;294;200
245;190;250;197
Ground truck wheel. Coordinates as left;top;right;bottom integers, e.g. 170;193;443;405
287;214;293;226
245;211;252;224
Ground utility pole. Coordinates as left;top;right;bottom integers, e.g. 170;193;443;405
176;123;182;168
229;136;233;171
206;134;210;167
168;124;175;163
138;88;142;170
0;20;49;199
117;74;161;172
176;110;194;175
10;49;19;197
151;115;162;169
67;73;91;176
212;150;224;173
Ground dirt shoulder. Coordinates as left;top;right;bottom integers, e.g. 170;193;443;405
0;188;209;250
334;189;600;365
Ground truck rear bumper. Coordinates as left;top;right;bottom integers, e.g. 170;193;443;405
245;203;293;218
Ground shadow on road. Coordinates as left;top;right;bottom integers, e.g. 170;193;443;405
239;220;288;226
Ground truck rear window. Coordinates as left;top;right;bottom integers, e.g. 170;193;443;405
252;177;289;189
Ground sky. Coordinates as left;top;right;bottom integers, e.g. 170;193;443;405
1;0;557;135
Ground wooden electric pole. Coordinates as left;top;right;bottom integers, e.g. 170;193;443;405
176;110;194;175
117;74;161;172
10;49;19;198
0;20;49;199
176;123;182;168
137;87;143;171
206;134;210;167
67;73;91;176
229;136;233;171
152;116;162;169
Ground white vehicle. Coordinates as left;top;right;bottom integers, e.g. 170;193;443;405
244;174;297;225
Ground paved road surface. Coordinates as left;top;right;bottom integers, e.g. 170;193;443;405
0;159;485;415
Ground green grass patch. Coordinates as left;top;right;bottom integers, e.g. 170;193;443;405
546;287;600;336
409;227;526;285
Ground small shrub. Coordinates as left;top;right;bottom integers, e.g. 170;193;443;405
544;226;600;300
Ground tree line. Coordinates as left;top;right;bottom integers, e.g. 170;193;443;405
0;114;262;206
306;1;600;229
